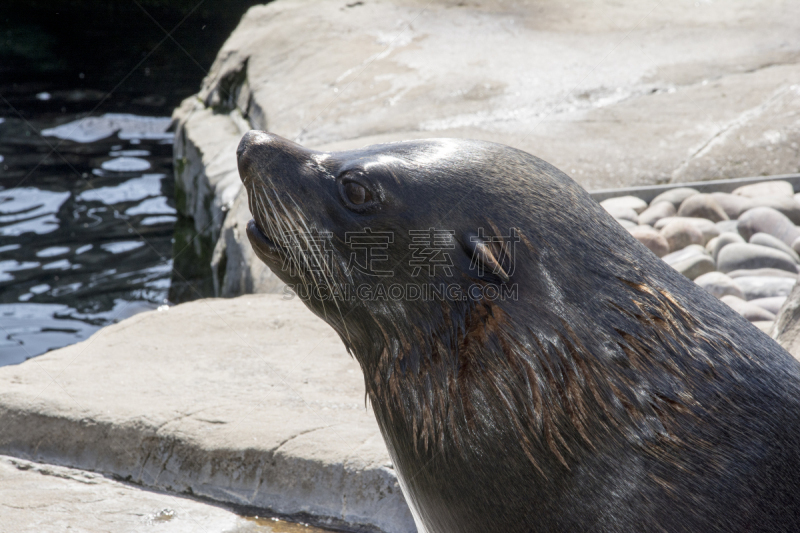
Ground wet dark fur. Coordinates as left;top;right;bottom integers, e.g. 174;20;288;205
236;131;800;533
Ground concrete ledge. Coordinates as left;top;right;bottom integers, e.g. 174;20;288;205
0;295;415;533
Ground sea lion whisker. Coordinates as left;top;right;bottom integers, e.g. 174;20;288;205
283;195;353;342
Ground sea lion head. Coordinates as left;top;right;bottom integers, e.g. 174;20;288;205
236;130;629;370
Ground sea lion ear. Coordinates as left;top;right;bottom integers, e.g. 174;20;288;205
463;232;511;283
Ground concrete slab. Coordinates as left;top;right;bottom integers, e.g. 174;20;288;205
0;295;415;533
0;455;326;533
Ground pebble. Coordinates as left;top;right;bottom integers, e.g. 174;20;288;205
748;296;787;315
649;188;699;210
737;207;800;245
715;219;739;234
717;243;798;274
629;225;669;257
662;245;715;280
656;217;719;245
601;196;648;215
694;271;744;299
677;193;729;222
727;268;798;279
719;295;777;322
751;196;800;225
733;180;794;198
660;219;704;251
749;232;800;263
711;232;745;261
709;192;754;219
733;276;797;301
752;321;775;334
637;201;675;227
598;184;800;323
605;205;640;223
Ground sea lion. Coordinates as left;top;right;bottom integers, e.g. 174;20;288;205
236;130;800;533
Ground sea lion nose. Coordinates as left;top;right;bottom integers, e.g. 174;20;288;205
236;130;309;180
237;130;282;182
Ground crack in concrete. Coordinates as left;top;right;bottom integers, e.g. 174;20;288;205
272;425;335;457
670;84;793;182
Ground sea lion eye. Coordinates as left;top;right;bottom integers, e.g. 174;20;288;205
344;181;372;205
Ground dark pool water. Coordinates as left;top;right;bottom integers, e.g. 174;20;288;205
0;105;176;365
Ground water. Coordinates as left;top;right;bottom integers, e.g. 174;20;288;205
0;107;176;366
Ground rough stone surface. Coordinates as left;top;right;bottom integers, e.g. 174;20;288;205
717;243;798;273
775;281;800;350
750;232;800;263
732;276;797;301
0;455;285;533
737;207;800;245
0;295;415;533
676;193;729;222
628;225;669;257
171;0;800;298
733;180;795;198
694;271;744;299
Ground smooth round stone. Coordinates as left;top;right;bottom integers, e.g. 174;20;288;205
727;268;799;279
717;243;798;273
660;219;704;252
711;231;745;261
752;321;775;335
705;236;719;254
662;244;707;264
709;192;754;219
637;201;675;227
748;296;787;315
749;232;800;263
733;180;794;198
677;193;729;222
737;207;800;245
629;225;669;257
601;195;648;215
715;219;739;234
793;236;800;255
733;276;797;300
616;218;637;229
649;188;699;210
662;245;715;280
750;196;800;225
605;205;639;223
656;217;719;246
719;295;777;322
694;271;744;299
